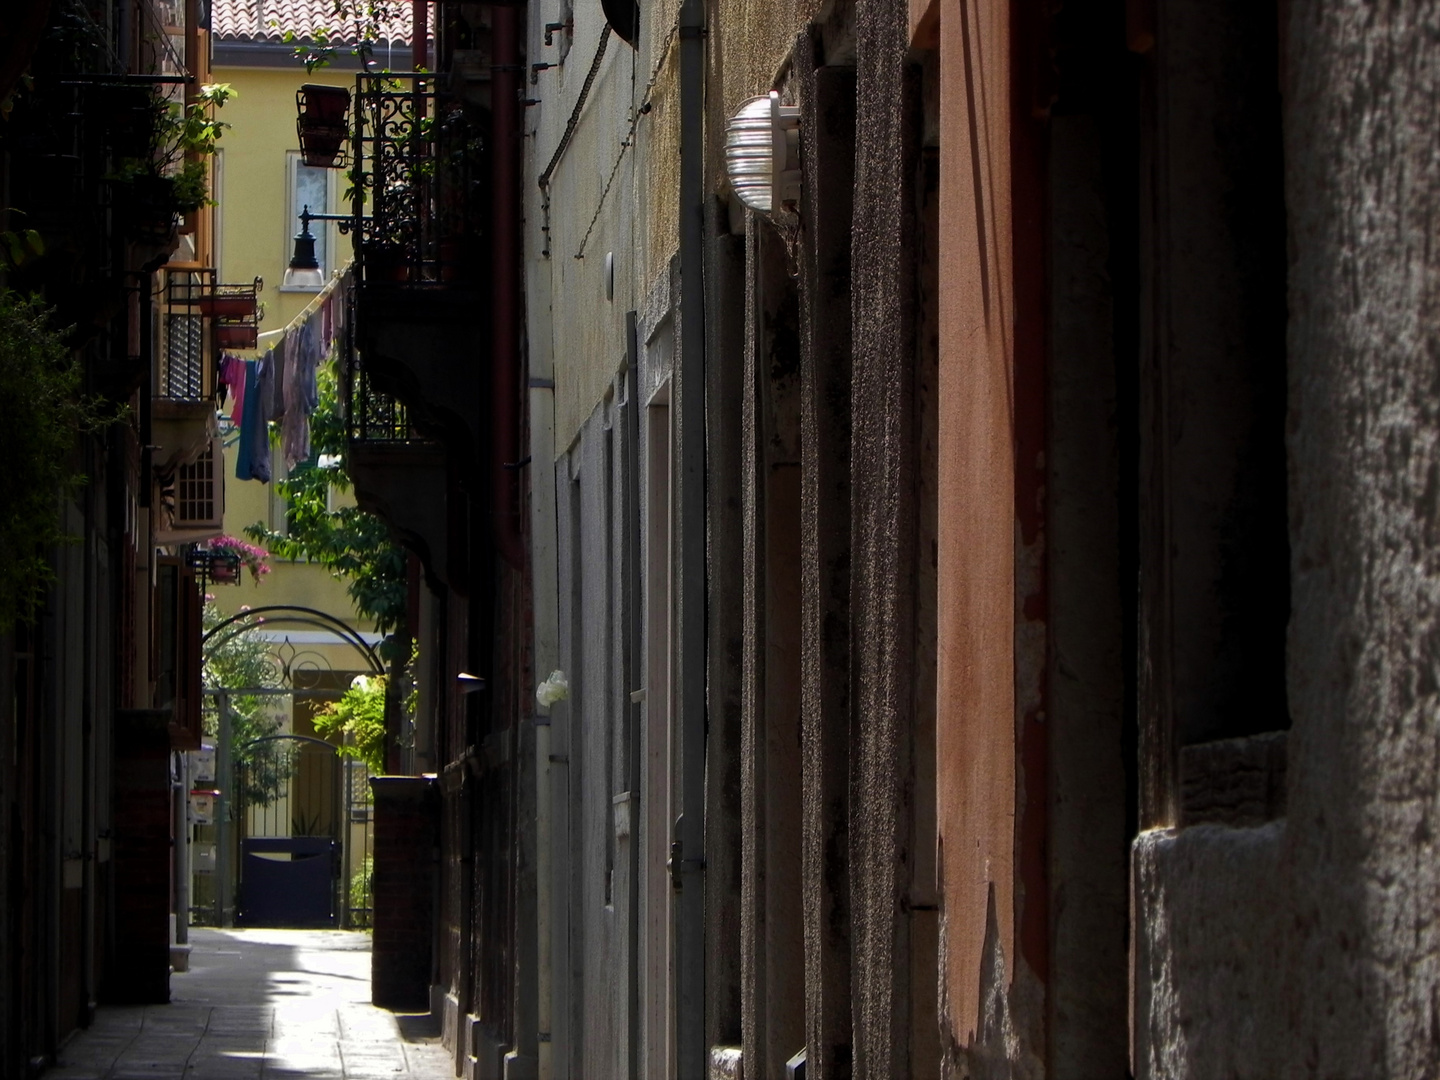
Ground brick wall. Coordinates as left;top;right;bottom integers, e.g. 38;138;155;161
371;776;439;1011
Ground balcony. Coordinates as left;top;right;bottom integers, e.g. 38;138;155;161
150;268;258;545
344;356;459;591
345;73;488;470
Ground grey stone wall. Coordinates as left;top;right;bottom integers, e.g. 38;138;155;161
1134;2;1440;1077
1284;0;1440;1074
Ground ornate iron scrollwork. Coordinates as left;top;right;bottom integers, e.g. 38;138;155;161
350;74;487;284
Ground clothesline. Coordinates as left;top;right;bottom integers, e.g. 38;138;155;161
219;264;352;485
257;260;353;343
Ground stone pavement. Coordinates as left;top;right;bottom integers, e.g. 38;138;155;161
43;928;455;1079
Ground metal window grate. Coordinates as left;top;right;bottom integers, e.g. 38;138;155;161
164;312;205;399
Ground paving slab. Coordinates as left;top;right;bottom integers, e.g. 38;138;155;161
44;929;455;1079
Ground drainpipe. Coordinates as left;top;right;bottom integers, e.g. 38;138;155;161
172;751;190;951
526;135;561;1080
81;445;96;1025
676;0;707;1075
491;5;525;569
412;0;427;71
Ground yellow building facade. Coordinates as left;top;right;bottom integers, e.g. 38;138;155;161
207;53;374;664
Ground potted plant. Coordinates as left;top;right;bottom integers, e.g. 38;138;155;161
198;279;262;319
112;83;236;242
297;84;351;168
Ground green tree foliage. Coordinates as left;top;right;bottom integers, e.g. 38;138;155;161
312;674;387;775
0;289;116;630
244;362;406;643
201;603;292;807
277;0;408;72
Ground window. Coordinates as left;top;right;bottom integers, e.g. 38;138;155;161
283;151;336;290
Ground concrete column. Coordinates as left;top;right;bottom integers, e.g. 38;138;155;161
1283;0;1440;1073
795;33;857;1080
849;0;923;1071
739;216;806;1077
703;210;746;1057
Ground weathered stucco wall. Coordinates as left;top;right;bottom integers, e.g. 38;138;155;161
711;0;822;121
1132;824;1285;1078
932;0;1023;1057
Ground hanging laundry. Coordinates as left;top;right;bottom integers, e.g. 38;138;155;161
282;326;305;468
298;319;321;414
219;353;246;424
235;360;262;481
246;352;275;483
269;335;288;422
282;320;322;469
321;290;334;355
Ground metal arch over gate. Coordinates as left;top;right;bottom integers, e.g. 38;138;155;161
198;605;386;929
203;604;386;675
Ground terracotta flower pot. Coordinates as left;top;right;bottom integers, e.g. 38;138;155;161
216;324;258;349
300;84;350;124
297;85;351;168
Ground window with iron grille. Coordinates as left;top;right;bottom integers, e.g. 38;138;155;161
163;311;205;400
175;441;218;526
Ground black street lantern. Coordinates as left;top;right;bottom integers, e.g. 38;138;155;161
284;205;351;289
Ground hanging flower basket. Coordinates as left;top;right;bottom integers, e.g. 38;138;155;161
297;84;351;168
198;287;259;319
216;323;258;349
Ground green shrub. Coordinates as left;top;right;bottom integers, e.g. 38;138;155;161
313;673;387;775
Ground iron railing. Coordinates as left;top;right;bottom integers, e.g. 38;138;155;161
161;269;262;399
349;72;487;284
345;362;418;444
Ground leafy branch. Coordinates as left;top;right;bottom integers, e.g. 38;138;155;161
275;0;408;73
243;362;407;642
312;673;387;774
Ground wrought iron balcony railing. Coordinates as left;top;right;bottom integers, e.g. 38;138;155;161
346;363;418;444
160;269;262;400
348;73;488;286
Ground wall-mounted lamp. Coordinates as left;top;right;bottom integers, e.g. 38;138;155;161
724;91;801;215
283;204;352;289
456;671;487;694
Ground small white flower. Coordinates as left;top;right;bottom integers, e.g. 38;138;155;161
535;670;569;707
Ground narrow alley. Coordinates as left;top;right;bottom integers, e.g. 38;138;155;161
6;0;1440;1076
41;932;453;1080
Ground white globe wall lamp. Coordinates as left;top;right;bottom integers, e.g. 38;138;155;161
724;91;801;215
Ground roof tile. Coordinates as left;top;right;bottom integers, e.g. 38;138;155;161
211;0;413;45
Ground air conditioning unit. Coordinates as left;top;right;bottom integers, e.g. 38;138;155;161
154;437;225;543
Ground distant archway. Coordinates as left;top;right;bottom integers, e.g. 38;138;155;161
197;605;384;929
203;605;386;679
